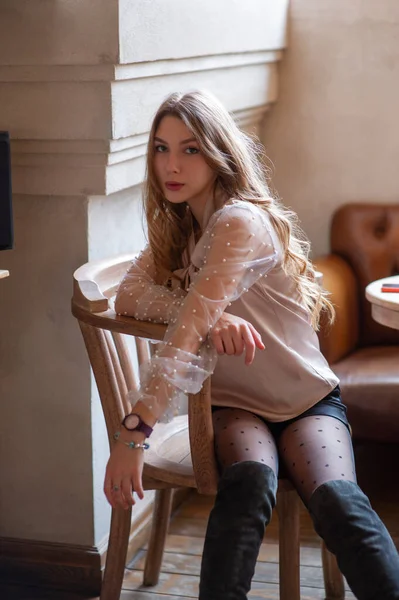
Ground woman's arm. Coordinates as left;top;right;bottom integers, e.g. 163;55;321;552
131;202;281;424
104;202;281;511
114;245;186;324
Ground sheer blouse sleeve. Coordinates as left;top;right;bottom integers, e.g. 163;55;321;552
114;246;187;324
128;201;281;423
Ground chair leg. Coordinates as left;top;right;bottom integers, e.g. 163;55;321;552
143;488;173;586
276;487;301;600
322;540;345;599
101;506;132;600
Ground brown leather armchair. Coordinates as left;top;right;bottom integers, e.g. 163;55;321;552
314;204;399;444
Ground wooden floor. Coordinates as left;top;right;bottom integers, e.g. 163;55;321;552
123;490;356;600
2;443;399;599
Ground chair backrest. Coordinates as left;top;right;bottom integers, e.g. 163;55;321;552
331;203;399;347
71;254;218;494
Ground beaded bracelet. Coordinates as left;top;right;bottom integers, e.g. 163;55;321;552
113;431;150;450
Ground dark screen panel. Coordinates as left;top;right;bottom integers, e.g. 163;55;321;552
0;131;13;251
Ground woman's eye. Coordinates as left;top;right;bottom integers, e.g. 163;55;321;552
155;145;167;153
185;147;200;155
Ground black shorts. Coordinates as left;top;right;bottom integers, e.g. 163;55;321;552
212;385;351;438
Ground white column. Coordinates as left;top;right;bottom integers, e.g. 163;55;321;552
0;0;288;553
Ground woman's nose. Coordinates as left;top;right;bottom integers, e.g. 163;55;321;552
166;153;181;173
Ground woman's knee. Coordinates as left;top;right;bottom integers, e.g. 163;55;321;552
217;460;278;507
278;416;356;503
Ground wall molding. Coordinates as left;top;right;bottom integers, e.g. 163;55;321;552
3;43;282;196
0;537;102;595
116;50;282;80
0;50;282;83
0;488;191;595
10;105;273;196
10;105;270;163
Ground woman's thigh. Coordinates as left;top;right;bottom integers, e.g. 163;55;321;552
277;415;356;504
212;408;279;475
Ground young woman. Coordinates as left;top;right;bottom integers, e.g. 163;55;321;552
105;90;399;600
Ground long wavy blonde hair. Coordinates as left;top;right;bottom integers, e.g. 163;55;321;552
144;90;334;330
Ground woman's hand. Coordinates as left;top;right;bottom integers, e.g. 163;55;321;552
210;313;265;365
104;432;146;510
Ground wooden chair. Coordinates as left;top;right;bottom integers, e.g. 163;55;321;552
71;254;345;600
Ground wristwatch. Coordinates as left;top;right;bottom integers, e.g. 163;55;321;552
121;413;153;437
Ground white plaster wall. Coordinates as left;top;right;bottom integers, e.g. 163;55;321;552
0;195;92;544
0;0;119;546
88;186;146;261
0;82;112;140
88;187;146;541
0;0;118;65
119;0;288;62
262;0;399;257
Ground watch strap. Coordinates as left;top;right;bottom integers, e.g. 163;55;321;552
121;413;153;437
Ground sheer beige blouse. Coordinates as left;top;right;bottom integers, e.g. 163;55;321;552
114;199;339;423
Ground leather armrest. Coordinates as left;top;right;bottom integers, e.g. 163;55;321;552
313;254;359;364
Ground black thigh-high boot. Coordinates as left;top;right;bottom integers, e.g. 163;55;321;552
199;461;277;600
308;479;399;600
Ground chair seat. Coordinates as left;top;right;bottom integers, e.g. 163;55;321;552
143;415;196;489
333;346;399;442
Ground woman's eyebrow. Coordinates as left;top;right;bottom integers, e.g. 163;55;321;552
154;136;198;145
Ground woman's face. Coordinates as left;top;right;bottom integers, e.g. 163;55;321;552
153;116;217;218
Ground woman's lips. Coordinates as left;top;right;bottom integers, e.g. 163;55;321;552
165;182;185;191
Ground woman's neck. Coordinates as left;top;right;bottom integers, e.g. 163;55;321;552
188;186;227;229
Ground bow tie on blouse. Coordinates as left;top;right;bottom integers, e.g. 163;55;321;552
172;264;195;291
171;230;198;292
171;194;224;292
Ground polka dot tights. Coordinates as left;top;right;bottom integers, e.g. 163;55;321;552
213;409;356;505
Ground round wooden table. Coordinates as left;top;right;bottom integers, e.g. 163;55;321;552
365;275;399;331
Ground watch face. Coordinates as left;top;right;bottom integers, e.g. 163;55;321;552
124;414;140;430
